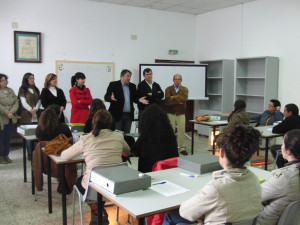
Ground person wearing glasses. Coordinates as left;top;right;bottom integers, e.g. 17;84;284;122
0;74;19;164
40;73;67;123
250;99;283;126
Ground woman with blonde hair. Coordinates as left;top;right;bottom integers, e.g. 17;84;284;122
40;73;67;123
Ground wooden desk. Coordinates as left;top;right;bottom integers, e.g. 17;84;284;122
90;166;271;225
46;152;84;225
189;120;228;155
255;126;284;170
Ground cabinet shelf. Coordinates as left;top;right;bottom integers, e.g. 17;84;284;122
236;77;265;79
207;77;222;79
236;94;264;98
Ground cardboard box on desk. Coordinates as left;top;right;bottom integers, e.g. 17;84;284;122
178;153;222;174
91;165;151;195
67;123;85;132
17;124;38;136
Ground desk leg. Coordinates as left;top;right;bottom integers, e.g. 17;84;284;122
97;193;103;225
191;123;194;155
265;138;269;171
212;126;216;155
47;156;52;213
23;139;27;182
31;141;35;195
61;164;67;225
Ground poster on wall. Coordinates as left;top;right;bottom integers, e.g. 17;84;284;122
14;31;41;63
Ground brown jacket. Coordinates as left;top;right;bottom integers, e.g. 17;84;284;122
164;85;188;115
32;141;77;192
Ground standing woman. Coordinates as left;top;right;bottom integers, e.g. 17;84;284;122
18;72;41;124
40;73;67;123
0;74;19;164
69;72;92;123
18;73;41;159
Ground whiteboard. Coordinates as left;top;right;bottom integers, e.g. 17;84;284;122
139;64;208;100
55;60;114;101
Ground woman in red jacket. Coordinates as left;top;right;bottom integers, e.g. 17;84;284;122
69;72;92;123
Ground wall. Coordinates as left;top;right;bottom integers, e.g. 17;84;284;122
196;0;300;110
0;0;196;93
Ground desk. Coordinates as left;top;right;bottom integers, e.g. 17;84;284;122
255;126;284;170
90;166;271;225
46;152;84;225
189;120;228;155
17;133;38;194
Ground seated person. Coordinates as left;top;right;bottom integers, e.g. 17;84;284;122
251;99;283;126
61;109;130;225
84;98;106;133
271;103;300;168
36;107;72;141
131;104;179;173
257;129;300;225
224;99;249;132
163;126;262;225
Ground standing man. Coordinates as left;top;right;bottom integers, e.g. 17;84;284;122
137;68;164;117
104;69;148;133
165;74;189;155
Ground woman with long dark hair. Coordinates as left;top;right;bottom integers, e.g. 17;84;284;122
40;73;67;123
131;104;179;173
0;74;19;164
258;129;300;225
83;98;106;133
69;72;92;123
224;99;249;132
61;109;130;224
18;72;41;124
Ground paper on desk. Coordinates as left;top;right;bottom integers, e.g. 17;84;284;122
150;180;190;197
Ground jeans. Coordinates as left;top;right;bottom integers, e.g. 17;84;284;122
0;121;13;157
270;144;286;168
162;209;196;225
26;140;37;155
115;113;132;133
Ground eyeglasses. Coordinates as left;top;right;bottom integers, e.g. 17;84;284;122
29;78;35;80
0;80;8;83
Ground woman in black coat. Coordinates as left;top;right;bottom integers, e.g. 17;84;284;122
131;104;179;173
40;73;67;123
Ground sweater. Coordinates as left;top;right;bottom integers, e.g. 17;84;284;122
272;115;300;134
164;85;188;115
0;87;19;130
224;108;250;132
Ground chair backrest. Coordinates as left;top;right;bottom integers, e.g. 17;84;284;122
277;200;300;225
83;162;127;202
218;215;258;225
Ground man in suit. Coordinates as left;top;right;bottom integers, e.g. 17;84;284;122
271;103;300;168
104;69;148;133
137;68;164;117
165;74;189;155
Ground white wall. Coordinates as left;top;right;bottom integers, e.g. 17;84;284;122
0;0;196;93
195;0;300;110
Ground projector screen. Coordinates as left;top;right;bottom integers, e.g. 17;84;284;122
139;64;207;100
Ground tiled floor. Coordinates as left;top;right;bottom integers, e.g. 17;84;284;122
0;132;276;225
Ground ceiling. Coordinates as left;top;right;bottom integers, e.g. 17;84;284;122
88;0;257;15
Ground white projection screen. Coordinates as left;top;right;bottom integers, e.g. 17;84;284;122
139;64;207;100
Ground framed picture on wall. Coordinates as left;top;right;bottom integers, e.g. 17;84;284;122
14;31;41;63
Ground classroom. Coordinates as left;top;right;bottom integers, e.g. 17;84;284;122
1;0;300;224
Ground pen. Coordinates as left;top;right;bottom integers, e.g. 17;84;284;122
180;172;198;178
152;181;166;185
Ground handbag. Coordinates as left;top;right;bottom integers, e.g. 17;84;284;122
195;114;210;122
44;134;73;156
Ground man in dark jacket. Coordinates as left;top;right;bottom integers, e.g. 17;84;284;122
137;68;164;117
104;69;148;133
271;103;300;168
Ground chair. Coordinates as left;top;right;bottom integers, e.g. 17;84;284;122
71;163;131;225
277;200;300;225
273;150;282;169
